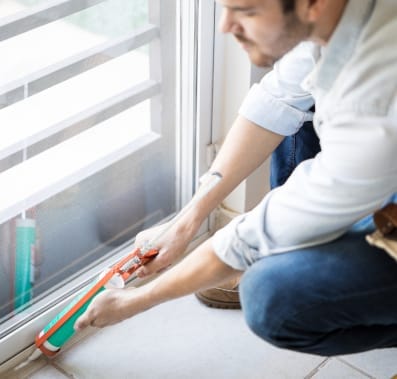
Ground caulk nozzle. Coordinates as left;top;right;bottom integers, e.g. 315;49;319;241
13;349;43;371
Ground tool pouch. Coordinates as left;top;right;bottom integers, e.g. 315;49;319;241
366;203;397;261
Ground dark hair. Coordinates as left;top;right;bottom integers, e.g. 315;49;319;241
280;0;296;12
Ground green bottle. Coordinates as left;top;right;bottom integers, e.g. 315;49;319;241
14;218;36;310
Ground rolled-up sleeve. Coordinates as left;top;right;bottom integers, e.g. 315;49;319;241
213;112;397;270
239;42;318;136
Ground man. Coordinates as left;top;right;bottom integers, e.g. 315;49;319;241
76;0;397;356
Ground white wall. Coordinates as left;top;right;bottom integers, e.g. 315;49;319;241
214;33;270;214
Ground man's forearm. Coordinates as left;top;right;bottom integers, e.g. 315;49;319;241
133;116;283;278
186;115;284;225
144;238;241;306
74;238;241;330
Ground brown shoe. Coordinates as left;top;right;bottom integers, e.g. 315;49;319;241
195;276;241;309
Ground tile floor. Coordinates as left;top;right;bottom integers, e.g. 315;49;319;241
4;295;397;379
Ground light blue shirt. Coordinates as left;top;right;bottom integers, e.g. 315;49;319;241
239;41;318;136
213;0;397;270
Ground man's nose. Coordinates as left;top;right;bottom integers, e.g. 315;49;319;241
218;8;240;34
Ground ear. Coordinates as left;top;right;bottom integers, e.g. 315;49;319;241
295;0;327;23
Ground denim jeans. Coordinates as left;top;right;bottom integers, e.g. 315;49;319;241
270;119;321;189
240;121;397;356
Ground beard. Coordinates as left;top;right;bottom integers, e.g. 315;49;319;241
234;13;313;68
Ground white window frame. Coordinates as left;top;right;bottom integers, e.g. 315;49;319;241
210;3;271;215
177;0;217;229
0;0;217;368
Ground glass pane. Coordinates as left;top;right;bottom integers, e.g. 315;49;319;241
66;0;148;38
0;0;177;337
0;0;149;108
0;99;176;326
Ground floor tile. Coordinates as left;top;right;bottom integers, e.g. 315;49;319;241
310;359;372;379
339;349;397;379
26;365;70;379
54;295;325;379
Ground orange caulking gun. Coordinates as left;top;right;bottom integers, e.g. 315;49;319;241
18;172;222;367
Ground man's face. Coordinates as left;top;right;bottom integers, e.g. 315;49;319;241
217;0;312;67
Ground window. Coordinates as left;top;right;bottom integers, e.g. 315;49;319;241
0;0;217;365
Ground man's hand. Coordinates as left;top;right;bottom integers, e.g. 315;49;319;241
134;217;200;278
74;287;150;331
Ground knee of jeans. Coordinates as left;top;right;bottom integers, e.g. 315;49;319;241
240;263;292;348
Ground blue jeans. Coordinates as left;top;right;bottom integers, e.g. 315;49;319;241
240;121;397;356
270;119;321;189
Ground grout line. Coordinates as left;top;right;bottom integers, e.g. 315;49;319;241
49;361;76;379
303;357;331;379
0;352;49;379
336;357;377;379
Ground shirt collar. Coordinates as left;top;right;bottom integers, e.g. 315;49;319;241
302;0;375;93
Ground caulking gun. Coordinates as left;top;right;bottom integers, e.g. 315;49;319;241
19;172;222;366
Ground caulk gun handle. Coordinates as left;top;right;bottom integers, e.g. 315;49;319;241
123;248;159;279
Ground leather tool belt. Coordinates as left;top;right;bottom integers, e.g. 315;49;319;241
366;203;397;260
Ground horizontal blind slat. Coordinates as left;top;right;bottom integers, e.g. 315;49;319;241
0;33;161;157
0;24;159;98
0;79;160;160
0;0;107;42
0;104;160;225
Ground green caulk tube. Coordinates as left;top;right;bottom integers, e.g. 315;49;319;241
38;285;106;354
25;271;124;364
14;218;36;311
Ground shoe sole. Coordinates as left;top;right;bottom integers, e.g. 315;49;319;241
194;292;241;310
